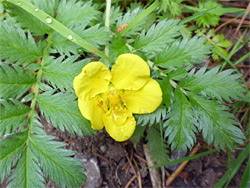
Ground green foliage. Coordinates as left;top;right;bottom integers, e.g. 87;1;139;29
0;99;30;136
30;133;86;187
56;0;99;26
0;64;36;99
146;125;169;165
164;88;197;151
179;67;245;102
194;0;223;28
51;24;110;55
154;36;211;68
6;0;56;35
0;0;247;186
43;56;90;91
7;146;45;188
0;22;43;64
189;93;245;150
0;131;28;182
158;0;183;16
37;91;94;136
135;19;181;53
135;104;167;126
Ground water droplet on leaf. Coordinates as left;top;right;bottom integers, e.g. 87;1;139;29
17;2;21;5
45;17;52;24
67;35;73;40
34;8;39;12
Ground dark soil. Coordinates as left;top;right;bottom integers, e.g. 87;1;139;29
41;115;247;188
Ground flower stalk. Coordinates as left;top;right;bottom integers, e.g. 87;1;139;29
105;0;112;67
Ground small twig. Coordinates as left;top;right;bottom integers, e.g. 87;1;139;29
92;152;111;164
124;174;137;188
134;153;148;163
234;3;250;38
166;143;201;186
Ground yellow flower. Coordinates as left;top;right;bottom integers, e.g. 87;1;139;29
73;54;162;142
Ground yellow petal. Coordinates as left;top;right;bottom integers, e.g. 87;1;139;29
73;62;111;100
111;54;150;90
124;78;162;114
104;112;136;142
78;97;104;130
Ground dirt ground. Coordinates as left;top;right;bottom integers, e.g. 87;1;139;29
42;116;247;188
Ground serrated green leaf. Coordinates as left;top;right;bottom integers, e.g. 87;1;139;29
37;91;94;136
154;36;211;68
134;19;181;53
146;125;169;165
135;104;167;126
0;131;27;182
0;99;30;136
116;4;146;36
56;0;99;26
110;35;130;60
164;88;197;151
0;64;36;99
30;134;86;187
189;93;245;150
0;22;43;64
51;24;110;55
43;56;90;91
6;0;55;36
194;0;223;27
7;146;45;188
179;67;245;102
131;125;146;147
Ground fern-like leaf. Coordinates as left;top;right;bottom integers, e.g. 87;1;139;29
30;134;86;187
146;125;169;165
0;131;27;182
154;36;211;68
56;0;99;26
0;64;36;99
37;91;94;136
189;93;245;150
0;22;43;64
7;146;45;188
0;99;30;136
179;67;245;102
43;56;90;91
135;104;167;126
134;19;181;53
164;88;197;151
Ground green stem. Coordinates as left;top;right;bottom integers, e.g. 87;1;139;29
7;0;111;62
120;0;159;36
28;32;53;134
104;0;111;67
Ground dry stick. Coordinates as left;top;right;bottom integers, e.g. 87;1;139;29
166;143;201;186
134;153;148;163
124;174;137;188
92;152;111;164
234;2;250;38
143;145;162;188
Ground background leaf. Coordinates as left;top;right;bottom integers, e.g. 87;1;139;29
30;133;86;187
43;56;90;91
0;64;36;99
37;91;94;136
0;99;30;136
154;36;211;68
134;19;181;53
164;88;197;151
179;67;245;102
0;22;42;64
190;93;245;150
